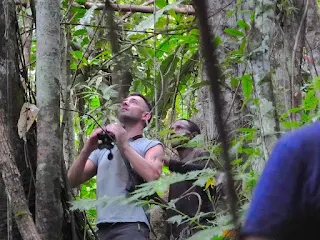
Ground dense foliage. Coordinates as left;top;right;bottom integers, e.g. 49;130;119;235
17;0;320;239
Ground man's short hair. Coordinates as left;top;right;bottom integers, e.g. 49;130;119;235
178;118;201;135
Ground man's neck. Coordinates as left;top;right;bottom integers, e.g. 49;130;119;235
177;147;195;160
122;123;143;139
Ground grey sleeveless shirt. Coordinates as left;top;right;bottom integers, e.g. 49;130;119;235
88;137;162;227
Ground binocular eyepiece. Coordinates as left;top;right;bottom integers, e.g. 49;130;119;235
97;132;115;160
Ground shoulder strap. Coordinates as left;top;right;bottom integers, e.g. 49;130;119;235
122;137;167;206
122;135;144;192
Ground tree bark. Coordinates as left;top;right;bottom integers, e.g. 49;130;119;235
0;0;36;239
15;0;195;14
0;115;41;240
305;0;320;78
246;0;280;165
195;0;242;143
61;22;75;170
35;0;63;239
104;2;132;102
70;2;195;15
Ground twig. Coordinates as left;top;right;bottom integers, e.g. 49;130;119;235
223;81;241;126
290;0;309;111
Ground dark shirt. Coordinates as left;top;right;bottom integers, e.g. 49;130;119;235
166;148;214;238
241;122;320;240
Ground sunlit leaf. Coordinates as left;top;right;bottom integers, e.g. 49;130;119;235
241;74;253;104
205;178;216;190
72;50;83;60
224;28;244;37
236;19;250;29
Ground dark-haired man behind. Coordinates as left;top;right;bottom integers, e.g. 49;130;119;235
68;93;164;240
164;119;217;240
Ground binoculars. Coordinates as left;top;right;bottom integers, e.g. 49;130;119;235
97;132;115;160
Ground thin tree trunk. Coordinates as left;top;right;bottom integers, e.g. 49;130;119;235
105;3;132;102
195;0;242;143
21;6;33;68
247;0;280;165
305;0;320;78
35;0;63;239
0;115;41;240
61;22;75;170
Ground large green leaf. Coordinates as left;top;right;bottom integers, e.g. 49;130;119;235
224;27;244;37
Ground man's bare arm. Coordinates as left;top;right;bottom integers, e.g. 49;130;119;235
120;144;164;182
67;146;97;188
67;128;103;188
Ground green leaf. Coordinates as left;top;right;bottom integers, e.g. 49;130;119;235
162;165;170;174
224;28;244;37
72;50;83;60
281;121;301;129
237;19;250;29
81;37;89;47
167;215;185;225
156;0;167;8
70;63;77;70
231;77;239;88
213;36;223;46
241;74;253;102
73;29;87;36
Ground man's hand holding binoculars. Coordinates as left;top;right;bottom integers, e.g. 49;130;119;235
85;123;128;153
105;123;128;151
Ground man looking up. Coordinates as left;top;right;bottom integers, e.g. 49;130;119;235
164;119;216;240
68;93;165;240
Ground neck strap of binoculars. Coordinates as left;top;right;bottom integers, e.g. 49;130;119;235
130;134;143;141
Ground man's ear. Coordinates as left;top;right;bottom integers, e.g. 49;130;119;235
142;112;152;122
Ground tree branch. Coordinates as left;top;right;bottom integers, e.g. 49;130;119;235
15;0;195;15
74;2;195;15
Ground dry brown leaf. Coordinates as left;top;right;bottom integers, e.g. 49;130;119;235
17;102;39;141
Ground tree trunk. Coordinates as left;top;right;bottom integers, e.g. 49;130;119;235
20;6;33;68
0;0;36;239
195;0;242;143
102;3;132;102
246;0;280;165
35;0;63;239
61;22;75;170
0;114;41;240
305;0;320;78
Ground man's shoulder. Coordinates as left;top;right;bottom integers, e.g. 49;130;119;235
278;121;320;148
132;137;163;153
139;137;162;147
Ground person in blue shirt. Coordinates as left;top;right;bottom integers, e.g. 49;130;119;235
241;122;320;240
